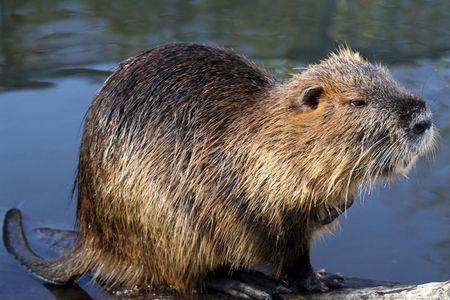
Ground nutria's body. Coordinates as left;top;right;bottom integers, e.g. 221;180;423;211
3;43;435;298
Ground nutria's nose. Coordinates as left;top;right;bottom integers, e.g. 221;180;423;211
412;119;432;135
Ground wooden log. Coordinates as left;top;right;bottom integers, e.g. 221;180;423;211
281;276;449;300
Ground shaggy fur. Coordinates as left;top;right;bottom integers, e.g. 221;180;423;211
3;43;436;295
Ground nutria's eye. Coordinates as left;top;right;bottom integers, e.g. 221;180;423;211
350;100;367;108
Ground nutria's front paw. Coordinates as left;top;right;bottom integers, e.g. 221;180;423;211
317;270;345;289
293;270;344;292
293;271;328;292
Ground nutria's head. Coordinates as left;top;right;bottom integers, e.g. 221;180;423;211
274;47;436;204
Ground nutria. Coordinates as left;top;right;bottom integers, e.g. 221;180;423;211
3;43;436;299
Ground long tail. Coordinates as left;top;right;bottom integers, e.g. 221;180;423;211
3;208;88;285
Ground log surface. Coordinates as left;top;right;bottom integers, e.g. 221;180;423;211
280;277;449;300
27;227;450;299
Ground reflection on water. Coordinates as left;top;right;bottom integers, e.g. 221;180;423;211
0;0;449;299
1;0;449;91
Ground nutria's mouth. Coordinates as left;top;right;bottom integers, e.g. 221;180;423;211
376;157;414;179
380;125;436;178
394;158;416;176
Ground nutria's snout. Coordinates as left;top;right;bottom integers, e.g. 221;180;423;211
406;97;433;136
411;117;432;135
392;99;436;176
406;100;435;150
411;109;435;151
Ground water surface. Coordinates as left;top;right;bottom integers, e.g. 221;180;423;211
0;1;449;299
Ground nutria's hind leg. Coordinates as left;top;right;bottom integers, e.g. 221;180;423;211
206;268;292;300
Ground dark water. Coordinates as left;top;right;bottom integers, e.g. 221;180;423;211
0;1;449;299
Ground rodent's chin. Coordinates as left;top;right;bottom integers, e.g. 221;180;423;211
392;157;418;177
384;127;435;178
386;126;436;178
378;158;416;179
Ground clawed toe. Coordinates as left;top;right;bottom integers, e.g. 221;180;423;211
293;270;345;292
317;271;345;289
295;273;329;292
207;270;292;300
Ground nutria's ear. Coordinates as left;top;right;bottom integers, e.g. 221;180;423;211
293;85;324;110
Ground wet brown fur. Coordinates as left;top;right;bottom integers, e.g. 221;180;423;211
14;43;436;294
